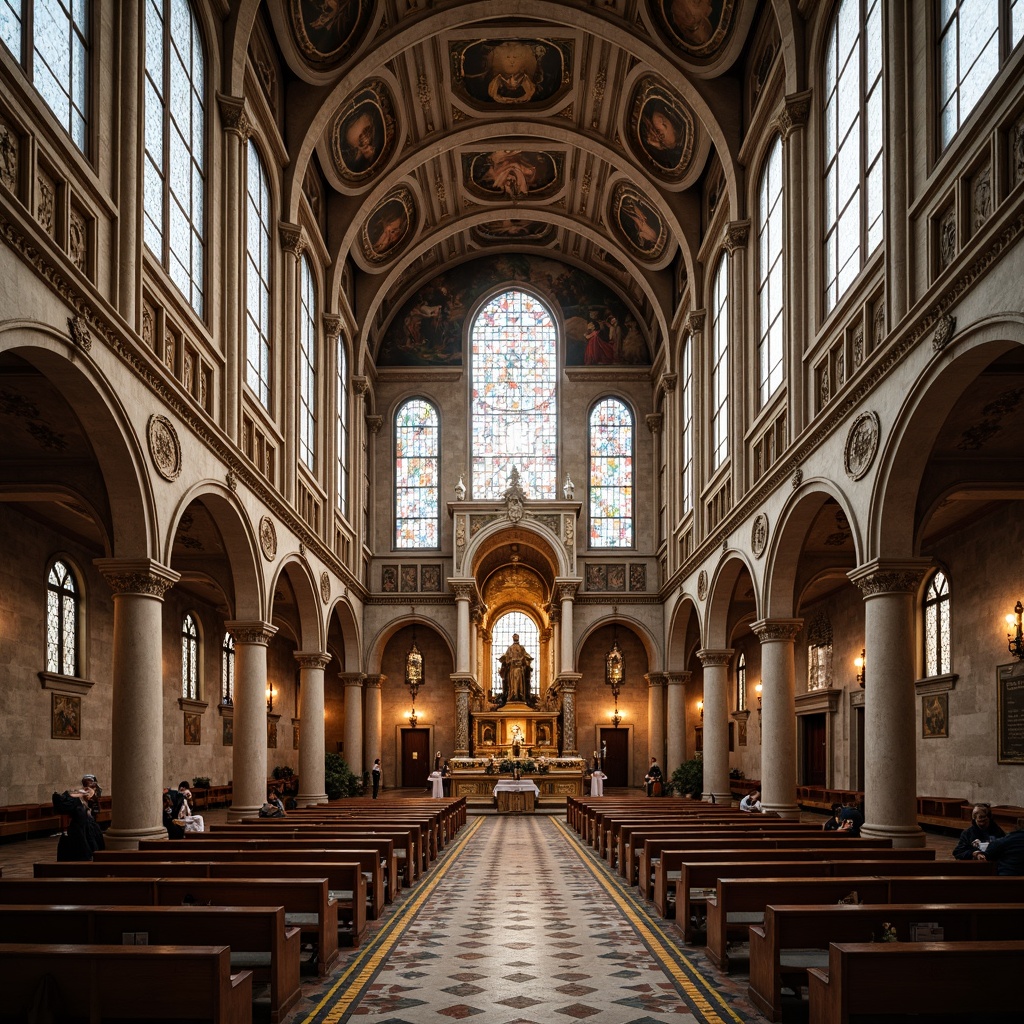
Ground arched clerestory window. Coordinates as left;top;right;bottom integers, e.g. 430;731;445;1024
395;398;439;548
298;254;317;471
736;651;747;712
923;569;951;677
337;333;349;516
680;332;693;517
471;290;558;499
710;253;729;472
757;135;784;407
46;558;79;676
589;397;634;547
181;613;200;700
245;139;272;409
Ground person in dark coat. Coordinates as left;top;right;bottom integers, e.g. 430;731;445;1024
836;805;865;836
52;787;104;860
982;818;1024;875
952;804;1005;860
80;774;102;819
822;802;843;831
163;791;185;839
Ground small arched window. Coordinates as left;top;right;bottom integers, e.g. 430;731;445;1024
337;334;349;516
221;632;234;705
736;652;747;712
923;570;951;677
298;255;317;471
757;136;784;407
589;398;633;547
46;559;79;676
680;333;693;517
492;611;540;697
395;398;439;548
181;613;200;700
710;253;729;471
245;139;272;409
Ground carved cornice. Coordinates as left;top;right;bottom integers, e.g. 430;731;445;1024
294;651;332;671
96;558;180;598
697;648;735;668
723;219;751;253
775;89;812;139
279;222;307;257
217;94;252;140
224;620;278;646
646;413;663;434
750;618;803;643
848;559;930;597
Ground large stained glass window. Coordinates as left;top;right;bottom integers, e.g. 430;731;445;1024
492;611;540;697
710;254;729;471
245;140;272;409
337;334;349;516
589;397;633;547
181;612;199;700
924;569;951;677
144;0;205;316
298;255;316;471
395;398;439;548
46;558;78;676
757;135;784;407
471;290;558;499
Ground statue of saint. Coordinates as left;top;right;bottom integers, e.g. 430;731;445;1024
499;633;532;703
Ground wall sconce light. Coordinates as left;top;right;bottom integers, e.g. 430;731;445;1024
611;709;622;728
1007;601;1024;661
854;649;866;688
266;685;275;713
697;699;704;720
408;709;418;728
754;682;763;710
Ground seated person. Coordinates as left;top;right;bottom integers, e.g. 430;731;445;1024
982;817;1024;875
822;802;843;831
53;786;105;860
739;789;761;812
952;803;1005;860
836;805;865;836
163;791;185;839
173;780;205;832
260;788;286;817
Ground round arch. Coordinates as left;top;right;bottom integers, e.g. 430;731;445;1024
270;556;325;653
703;552;760;649
465;518;570;583
575;613;661;673
667;595;703;669
326;596;362;672
365;614;456;677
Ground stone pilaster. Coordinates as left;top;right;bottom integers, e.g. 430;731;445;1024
646;672;666;775
697;649;734;804
556;580;580;673
363;674;384;774
294;651;330;806
558;673;582;755
664;671;690;776
452;675;474;756
449;580;476;674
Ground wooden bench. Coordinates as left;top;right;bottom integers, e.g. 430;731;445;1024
0;904;299;1023
277;812;435;864
752;901;1024;1021
0;942;252;1022
806;941;1022;1024
0;795;113;838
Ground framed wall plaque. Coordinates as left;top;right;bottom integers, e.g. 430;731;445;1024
997;662;1024;763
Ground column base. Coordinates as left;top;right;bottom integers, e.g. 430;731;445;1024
296;791;329;807
227;803;263;823
761;801;801;819
703;790;733;806
103;825;169;850
861;822;926;847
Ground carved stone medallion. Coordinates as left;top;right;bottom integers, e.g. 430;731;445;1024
844;410;881;481
320;571;331;604
697;569;708;601
259;515;278;560
751;513;769;558
147;414;182;481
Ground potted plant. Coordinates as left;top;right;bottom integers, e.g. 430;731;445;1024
671;758;704;799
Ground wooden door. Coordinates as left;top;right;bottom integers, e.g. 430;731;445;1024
802;713;827;787
401;728;430;789
600;728;629;788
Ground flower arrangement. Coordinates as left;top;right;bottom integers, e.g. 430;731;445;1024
876;922;897;943
498;757;537;774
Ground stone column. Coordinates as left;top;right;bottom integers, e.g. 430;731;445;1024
751;619;803;818
279;224;305;503
697;649;734;804
294;651;330;807
665;671;690;776
224;620;277;822
323;314;344;508
453;676;472;756
341;673;364;776
549;606;560;678
364;674;383;774
723;221;750;479
557;580;580;672
449;581;475;674
558;673;581;755
115;2;141;330
646;672;667;774
96;558;180;848
849;560;929;847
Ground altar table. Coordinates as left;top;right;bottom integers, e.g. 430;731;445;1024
493;779;540;814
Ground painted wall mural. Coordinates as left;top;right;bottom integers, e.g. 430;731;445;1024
377;255;649;367
652;0;735;59
449;39;573;108
288;0;373;69
610;182;669;260
462;150;563;201
360;186;416;264
329;81;397;184
629;77;696;181
471;219;555;244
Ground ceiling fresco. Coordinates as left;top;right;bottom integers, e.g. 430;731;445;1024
288;0;374;70
650;0;738;59
461;150;564;202
328;81;398;186
448;38;574;109
628;77;698;182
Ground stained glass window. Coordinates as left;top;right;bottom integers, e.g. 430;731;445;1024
710;254;729;471
757;135;784;407
46;559;78;675
181;613;199;700
144;0;205;316
395;398;439;548
681;334;693;517
299;255;316;471
822;0;883;314
492;611;540;697
924;569;951;677
337;334;349;515
806;611;833;691
589;398;633;547
736;652;747;712
221;632;234;705
471;290;558;499
245;139;271;409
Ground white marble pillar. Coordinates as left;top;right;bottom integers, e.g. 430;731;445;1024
557;580;579;672
849;560;929;847
364;674;383;774
96;559;180;848
341;672;364;775
646;672;666;775
450;581;474;674
665;671;689;776
294;651;329;807
224;620;277;822
752;619;802;818
697;649;734;804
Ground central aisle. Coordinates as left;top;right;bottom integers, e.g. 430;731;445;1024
300;815;755;1024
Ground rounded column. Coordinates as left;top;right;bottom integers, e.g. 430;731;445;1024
225;620;277;821
341;673;364;776
697;649;734;804
294;651;330;807
364;674;383;774
450;580;474;674
849;560;929;847
646;672;666;775
557;580;579;673
96;558;180;848
752;619;803;818
664;671;689;777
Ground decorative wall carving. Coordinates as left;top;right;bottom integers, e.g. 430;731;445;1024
939;206;957;268
844;410;880;480
147;414;182;481
0;118;18;193
67;315;91;353
751;513;768;558
932;314;956;353
697;569;708;600
36;172;55;236
259;515;278;560
320;571;331;603
972;167;992;233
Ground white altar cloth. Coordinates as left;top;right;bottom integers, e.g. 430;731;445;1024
492;779;540;797
590;771;607;796
429;771;445;797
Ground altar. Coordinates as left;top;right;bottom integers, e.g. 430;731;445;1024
493;778;540;814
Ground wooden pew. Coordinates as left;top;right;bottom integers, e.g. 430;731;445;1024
806;941;1022;1024
0;904;299;1023
275;812;434;865
0;943;252;1023
2;876;340;977
753;901;1024;1021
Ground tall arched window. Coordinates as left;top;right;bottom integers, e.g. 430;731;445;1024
736;652;747;712
46;559;79;676
757;136;784;407
471;290;558;499
710;254;729;472
822;0;882;314
220;632;234;705
181;613;200;700
589;397;633;547
337;334;349;516
298;255;317;471
680;333;693;517
492;611;540;697
924;570;951;677
395;398;439;548
144;0;205;315
245;140;272;409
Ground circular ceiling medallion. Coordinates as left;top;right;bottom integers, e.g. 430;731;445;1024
627;76;697;184
609;181;669;261
320;571;331;604
147;414;181;481
751;513;768;558
697;569;708;601
259;515;278;560
844;411;881;480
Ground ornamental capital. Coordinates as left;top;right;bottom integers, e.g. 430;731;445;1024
322;314;344;341
646;413;663;434
685;309;706;336
697;648;735;668
449;580;476;601
224;619;278;646
556;672;582;693
294;650;332;671
363;674;385;690
556;579;580;602
279;222;307;256
95;558;180;598
723;219;751;253
751;618;804;643
217;94;252;140
340;672;364;687
775;89;812;139
658;372;677;394
665;671;692;686
645;672;667;688
848;559;931;597
366;414;383;434
352;375;371;397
